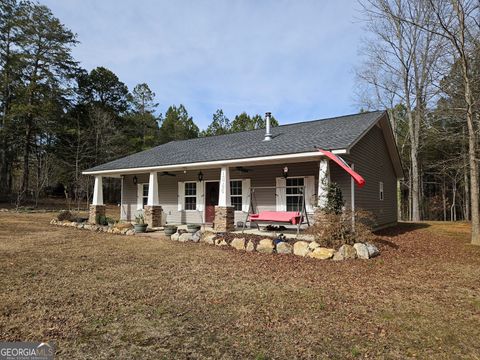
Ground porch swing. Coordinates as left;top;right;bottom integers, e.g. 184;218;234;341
242;185;310;235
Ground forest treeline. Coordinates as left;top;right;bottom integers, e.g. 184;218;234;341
0;0;277;207
356;0;480;245
1;0;480;244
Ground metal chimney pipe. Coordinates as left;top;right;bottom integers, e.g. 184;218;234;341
264;112;272;141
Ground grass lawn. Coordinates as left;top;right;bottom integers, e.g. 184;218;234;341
1;213;480;359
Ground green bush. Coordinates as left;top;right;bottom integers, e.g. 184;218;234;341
96;215;108;226
325;182;344;214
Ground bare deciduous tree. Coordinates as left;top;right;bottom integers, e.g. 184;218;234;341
357;0;447;221
394;0;480;244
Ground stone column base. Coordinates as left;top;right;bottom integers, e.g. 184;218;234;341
214;206;235;232
144;205;163;228
89;205;106;224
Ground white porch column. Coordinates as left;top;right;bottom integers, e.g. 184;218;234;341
92;175;103;205
317;159;330;209
147;171;159;206
218;166;231;207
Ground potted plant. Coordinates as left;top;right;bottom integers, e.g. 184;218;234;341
164;224;178;236
187;224;201;234
134;213;148;233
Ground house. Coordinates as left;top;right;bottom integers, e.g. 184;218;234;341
83;110;403;231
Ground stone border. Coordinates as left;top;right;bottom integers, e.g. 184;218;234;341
50;219;135;236
49;219;381;260
170;230;380;261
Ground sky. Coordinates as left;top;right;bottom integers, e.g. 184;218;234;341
41;0;365;129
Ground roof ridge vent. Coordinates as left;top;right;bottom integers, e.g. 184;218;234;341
264;112;272;141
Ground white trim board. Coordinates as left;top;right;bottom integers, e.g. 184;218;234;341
82;150;348;176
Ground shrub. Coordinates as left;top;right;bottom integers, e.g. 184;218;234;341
324;182;344;215
135;213;145;225
307;209;376;248
57;210;74;221
96;215;108;226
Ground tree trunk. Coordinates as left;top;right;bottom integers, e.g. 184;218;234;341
464;164;470;221
442;177;447;222
21;120;32;197
408;166;413;221
466;97;479;244
463;129;470;221
0;30;13;195
460;46;479;244
409;111;421;222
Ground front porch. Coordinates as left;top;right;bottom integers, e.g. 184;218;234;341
87;156;354;234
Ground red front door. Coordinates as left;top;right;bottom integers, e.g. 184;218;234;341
205;182;219;224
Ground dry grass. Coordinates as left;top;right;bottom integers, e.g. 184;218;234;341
1;213;480;359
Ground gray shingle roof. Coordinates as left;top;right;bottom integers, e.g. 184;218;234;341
85;110;385;172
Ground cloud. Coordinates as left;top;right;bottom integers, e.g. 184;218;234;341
42;0;363;128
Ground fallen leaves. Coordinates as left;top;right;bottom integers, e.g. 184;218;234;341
0;213;479;359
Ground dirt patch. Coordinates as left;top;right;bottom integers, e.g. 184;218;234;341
1;213;480;359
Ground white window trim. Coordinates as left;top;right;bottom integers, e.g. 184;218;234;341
285;176;306;212
379;181;384;201
184;181;197;212
230;179;243;211
137;183;148;210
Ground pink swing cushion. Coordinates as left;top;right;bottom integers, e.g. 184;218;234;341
249;211;303;225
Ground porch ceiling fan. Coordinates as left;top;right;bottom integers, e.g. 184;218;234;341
160;171;176;177
235;166;252;173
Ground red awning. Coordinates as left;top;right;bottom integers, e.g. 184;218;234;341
317;149;366;188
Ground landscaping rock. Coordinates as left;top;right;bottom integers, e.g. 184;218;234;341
192;230;201;243
332;251;344;261
171;232;180;241
365;243;380;258
308;247;335;260
216;238;228;246
115;223;133;230
257;239;275;254
308;241;321;250
293;241;311;257
200;232;216;245
126;230;135;236
353;243;370;259
179;233;192;242
276;241;293;254
230;237;246;250
246;240;255;252
338;244;357;260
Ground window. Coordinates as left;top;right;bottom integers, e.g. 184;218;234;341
379;181;384;201
230;180;242;211
142;184;148;206
184;182;197;210
286;177;304;211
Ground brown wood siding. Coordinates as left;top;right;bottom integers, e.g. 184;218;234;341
333;124;398;227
